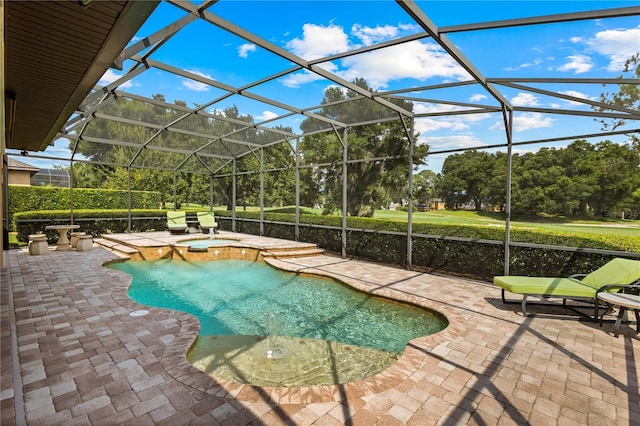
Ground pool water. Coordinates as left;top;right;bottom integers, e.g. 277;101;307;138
110;259;447;386
175;238;237;248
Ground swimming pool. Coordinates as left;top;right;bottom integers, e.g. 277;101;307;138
110;259;447;386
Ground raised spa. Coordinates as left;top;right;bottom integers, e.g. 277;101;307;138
175;238;238;248
110;259;447;387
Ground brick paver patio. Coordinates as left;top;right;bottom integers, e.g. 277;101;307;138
1;232;638;425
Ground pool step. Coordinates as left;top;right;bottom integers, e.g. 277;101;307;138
94;238;140;257
262;247;325;259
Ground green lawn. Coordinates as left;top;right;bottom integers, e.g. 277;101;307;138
383;210;640;237
259;206;640;238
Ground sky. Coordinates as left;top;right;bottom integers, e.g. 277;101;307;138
13;0;640;173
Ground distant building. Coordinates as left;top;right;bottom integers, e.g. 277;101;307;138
7;157;70;187
429;199;445;210
7;158;38;186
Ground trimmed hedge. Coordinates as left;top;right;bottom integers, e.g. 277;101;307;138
14;210;166;243
7;186;161;229
13;208;639;282
217;210;639;281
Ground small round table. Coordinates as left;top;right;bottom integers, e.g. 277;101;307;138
597;292;640;337
45;224;80;251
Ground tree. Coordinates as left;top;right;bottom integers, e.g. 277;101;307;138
595;54;639;131
71;95;297;209
70;94;194;204
299;78;427;216
507;140;639;217
587;140;640;216
439;150;496;210
413;170;438;206
262;141;296;207
595;53;640;218
486;151;509;211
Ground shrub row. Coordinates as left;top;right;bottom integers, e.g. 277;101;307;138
13;209;638;282
7;186;161;229
218;211;639;281
14;210;166;243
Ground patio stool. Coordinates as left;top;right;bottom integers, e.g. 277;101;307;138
70;231;86;248
28;233;49;255
76;235;93;251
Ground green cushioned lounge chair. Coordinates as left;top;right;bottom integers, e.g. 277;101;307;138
167;211;188;234
197;211;219;234
494;258;640;317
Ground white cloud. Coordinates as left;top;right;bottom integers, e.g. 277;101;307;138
414;117;469;133
505;57;542;71
570;36;583;43
557;54;593;74
560;90;589;99
586;26;640;72
419;134;484;150
511;93;540;107
286;23;350;60
238;43;256;58
414;102;464;115
520;58;543;68
469;94;487;102
558;90;595;106
208;108;227;116
398;23;421;32
283;23;469;89
351;23;398;46
98;69;132;88
414;102;493;128
281;69;325;88
339;41;470;89
256;110;279;121
182;70;212;92
490;112;554;132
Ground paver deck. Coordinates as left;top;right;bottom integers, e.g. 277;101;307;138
1;232;638;425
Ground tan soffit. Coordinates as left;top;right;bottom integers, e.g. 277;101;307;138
3;0;159;152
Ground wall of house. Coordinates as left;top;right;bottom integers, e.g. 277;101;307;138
7;170;32;186
1;0;6;262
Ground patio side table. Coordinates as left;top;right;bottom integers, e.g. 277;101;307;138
597;292;640;337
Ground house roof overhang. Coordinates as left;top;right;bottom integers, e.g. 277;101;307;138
3;0;160;152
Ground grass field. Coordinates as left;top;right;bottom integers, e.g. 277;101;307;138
254;206;640;238
374;209;640;238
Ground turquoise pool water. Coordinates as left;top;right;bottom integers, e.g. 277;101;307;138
175;239;237;248
111;259;447;354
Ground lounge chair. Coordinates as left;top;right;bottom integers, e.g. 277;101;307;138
493;258;640;317
167;211;188;234
197;211;219;234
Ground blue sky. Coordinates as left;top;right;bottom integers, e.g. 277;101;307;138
17;1;640;172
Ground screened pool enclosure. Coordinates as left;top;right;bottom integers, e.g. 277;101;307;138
5;1;640;275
